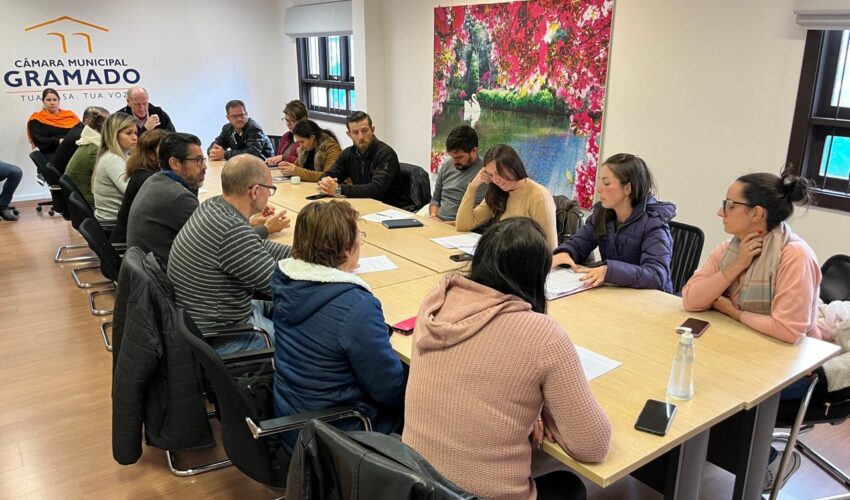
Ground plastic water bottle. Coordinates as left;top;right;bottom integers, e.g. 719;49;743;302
667;328;695;400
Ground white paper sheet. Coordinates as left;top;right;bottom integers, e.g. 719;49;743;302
362;209;414;223
353;255;399;274
576;346;622;381
272;176;290;183
198;188;209;194
430;233;482;249
545;268;591;300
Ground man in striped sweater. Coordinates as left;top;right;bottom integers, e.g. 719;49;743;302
168;155;291;354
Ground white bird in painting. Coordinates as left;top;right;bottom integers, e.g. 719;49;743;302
463;94;481;128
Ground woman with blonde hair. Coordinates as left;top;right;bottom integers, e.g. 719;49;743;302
111;128;170;243
93;112;137;221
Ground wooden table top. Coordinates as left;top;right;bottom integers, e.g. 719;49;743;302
374;277;840;487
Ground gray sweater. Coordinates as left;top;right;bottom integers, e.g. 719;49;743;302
126;172;198;268
431;156;486;221
167;196;291;329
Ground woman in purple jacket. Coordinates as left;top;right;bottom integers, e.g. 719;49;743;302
552;153;676;292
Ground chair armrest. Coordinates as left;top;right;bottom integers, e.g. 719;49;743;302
245;407;372;439
219;346;274;365
201;324;272;347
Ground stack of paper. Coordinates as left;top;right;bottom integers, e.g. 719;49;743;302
430;233;482;255
545;268;591;300
362;209;414;223
353;255;399;274
576;346;621;381
272;175;290;182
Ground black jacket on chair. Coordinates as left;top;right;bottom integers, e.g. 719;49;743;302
111;247;214;465
286;419;480;500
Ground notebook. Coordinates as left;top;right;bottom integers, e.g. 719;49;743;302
382;218;424;229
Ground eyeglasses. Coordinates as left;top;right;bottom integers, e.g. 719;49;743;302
228;112;248;119
721;199;755;215
253;183;277;196
282;116;296;124
182;156;207;167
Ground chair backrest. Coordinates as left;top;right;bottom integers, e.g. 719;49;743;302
553;195;583;244
399;163;431;212
176;311;286;487
78;217;123;282
67;191;95;231
286;419;480;500
669;220;705;295
268;134;282;155
31;150;67;214
820;254;850;303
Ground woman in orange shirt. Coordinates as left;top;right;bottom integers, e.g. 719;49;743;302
27;88;80;162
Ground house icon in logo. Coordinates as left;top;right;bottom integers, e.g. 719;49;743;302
25;16;109;54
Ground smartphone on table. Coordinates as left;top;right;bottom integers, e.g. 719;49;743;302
391;316;417;335
634;399;677;436
677;318;710;338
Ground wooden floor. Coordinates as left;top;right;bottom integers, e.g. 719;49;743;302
0;202;847;499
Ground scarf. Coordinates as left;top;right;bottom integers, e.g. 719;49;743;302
26;109;80;145
719;222;792;314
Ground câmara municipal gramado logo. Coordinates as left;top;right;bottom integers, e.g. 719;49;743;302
4;16;144;103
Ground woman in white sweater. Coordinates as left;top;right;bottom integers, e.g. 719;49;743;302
93;112;137;220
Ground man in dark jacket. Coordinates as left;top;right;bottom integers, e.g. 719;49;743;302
52;105;109;172
208;100;274;161
317;111;413;210
117;86;176;136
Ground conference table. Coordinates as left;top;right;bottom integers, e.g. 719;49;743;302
202;161;840;499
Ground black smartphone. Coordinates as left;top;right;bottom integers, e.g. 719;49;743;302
305;194;330;200
677;318;710;338
634;399;677;436
449;253;473;262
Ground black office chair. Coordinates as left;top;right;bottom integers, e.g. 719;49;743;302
49;174;98;264
29;150;59;216
669;221;705;295
78;217;122;324
66;192;114;290
177;310;371;489
553;195;583;245
820;254;850;303
286;419;481;500
268;134;282;157
399;163;431;212
769;254;850;498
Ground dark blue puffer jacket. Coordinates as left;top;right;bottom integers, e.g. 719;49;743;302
554;197;676;293
270;258;406;452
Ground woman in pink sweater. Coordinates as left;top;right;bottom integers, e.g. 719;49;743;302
403;218;611;500
682;172;820;343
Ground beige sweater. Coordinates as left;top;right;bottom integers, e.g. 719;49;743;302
455;178;558;249
403;274;611;500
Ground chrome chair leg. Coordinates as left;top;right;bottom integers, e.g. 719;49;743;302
100;321;113;352
89;286;115;316
769;374;819;500
71;264;111;289
55;243;97;263
165;450;231;477
796;438;850;489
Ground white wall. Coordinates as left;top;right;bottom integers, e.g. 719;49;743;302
3;0;283;201
600;0;850;261
356;0;850;261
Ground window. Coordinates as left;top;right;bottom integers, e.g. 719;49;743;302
296;35;355;123
787;30;850;211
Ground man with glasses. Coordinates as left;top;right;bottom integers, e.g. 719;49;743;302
208;100;274;161
127;132;209;268
168;155;291;354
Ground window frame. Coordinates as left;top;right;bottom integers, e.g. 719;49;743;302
787;30;850;212
296;35;355;124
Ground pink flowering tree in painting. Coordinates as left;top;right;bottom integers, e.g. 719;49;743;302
432;0;614;209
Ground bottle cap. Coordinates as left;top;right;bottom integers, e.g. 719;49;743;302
678;327;693;345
